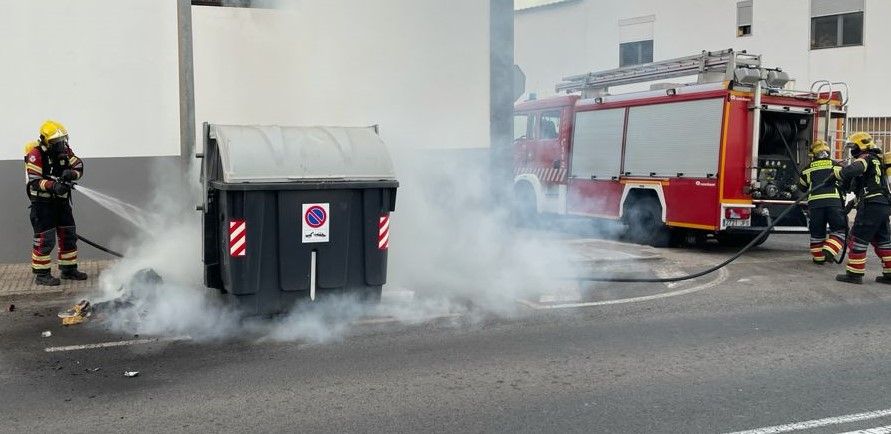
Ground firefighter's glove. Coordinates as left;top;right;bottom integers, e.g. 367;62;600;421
52;182;70;196
60;169;78;182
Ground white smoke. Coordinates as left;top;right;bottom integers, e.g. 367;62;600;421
386;149;579;316
84;145;581;344
81;1;585;343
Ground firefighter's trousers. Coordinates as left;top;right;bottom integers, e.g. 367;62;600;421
29;200;78;274
845;202;891;276
807;206;847;263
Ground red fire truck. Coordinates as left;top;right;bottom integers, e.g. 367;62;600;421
513;49;847;246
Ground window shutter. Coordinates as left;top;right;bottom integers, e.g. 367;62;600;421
619;15;655;43
737;1;753;27
811;0;863;17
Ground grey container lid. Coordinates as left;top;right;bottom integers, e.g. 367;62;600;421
209;125;396;183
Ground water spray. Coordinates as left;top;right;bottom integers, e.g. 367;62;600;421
60;182;130;259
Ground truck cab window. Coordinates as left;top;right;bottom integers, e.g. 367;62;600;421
514;114;532;140
540;111;561;140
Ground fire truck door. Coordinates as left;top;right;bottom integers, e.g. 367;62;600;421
513;112;535;166
534;110;565;173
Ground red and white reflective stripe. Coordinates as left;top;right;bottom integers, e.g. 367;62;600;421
514;167;567;183
229;220;246;257
378;214;390;250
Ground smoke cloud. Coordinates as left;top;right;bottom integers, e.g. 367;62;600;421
80;1;585;344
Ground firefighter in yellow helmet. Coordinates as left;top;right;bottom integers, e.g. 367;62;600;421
797;140;846;264
833;132;891;284
24;120;87;286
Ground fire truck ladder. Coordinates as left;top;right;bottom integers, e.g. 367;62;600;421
811;80;850;154
556;49;762;98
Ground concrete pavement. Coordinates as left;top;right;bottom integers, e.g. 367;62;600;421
0;260;110;299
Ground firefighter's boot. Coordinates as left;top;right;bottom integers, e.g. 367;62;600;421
835;272;864;285
34;271;61;287
60;266;87;281
876;274;891;284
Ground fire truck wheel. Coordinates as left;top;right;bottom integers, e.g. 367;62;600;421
622;195;670;247
512;183;539;228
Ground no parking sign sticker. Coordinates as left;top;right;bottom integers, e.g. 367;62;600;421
302;203;330;243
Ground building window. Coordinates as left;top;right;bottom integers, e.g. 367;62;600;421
810;0;864;49
811;12;863;49
619;15;654;67
620;40;654;67
737;1;753;37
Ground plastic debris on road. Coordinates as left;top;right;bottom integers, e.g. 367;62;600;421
6;304;13;312
58;300;92;326
41;331;52;338
123;371;139;378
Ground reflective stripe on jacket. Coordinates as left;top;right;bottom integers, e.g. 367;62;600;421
798;158;843;208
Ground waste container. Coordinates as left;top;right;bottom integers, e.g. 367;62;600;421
200;123;398;315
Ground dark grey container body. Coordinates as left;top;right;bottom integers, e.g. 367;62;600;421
201;123;398;315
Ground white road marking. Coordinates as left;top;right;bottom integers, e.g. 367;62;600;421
562;238;653;249
352;313;461;326
539;285;582;303
654;265;688;288
726;408;891;434
519;267;729;309
839;426;891;434
44;336;191;353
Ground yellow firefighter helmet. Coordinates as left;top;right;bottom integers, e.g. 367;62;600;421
39;120;68;145
810;140;830;157
846;131;876;152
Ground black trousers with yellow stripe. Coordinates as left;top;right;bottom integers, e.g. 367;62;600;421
29;200;78;274
808;205;847;263
846;202;891;276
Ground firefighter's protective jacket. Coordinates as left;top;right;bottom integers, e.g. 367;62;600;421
838;153;891;205
798;158;843;208
23;141;83;200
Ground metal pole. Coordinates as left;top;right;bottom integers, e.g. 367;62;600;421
177;0;196;167
489;0;515;201
751;80;763;187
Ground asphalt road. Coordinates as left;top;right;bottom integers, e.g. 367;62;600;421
3;234;891;433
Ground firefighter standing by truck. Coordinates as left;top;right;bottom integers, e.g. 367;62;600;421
798;140;847;264
833;132;891;284
24;120;88;286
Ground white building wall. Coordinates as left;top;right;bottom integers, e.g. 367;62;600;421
193;0;492;151
0;0;181;160
0;0;493;162
516;0;891;116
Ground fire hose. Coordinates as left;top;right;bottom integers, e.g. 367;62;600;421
57;181;126;258
568;178;843;283
76;235;124;258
